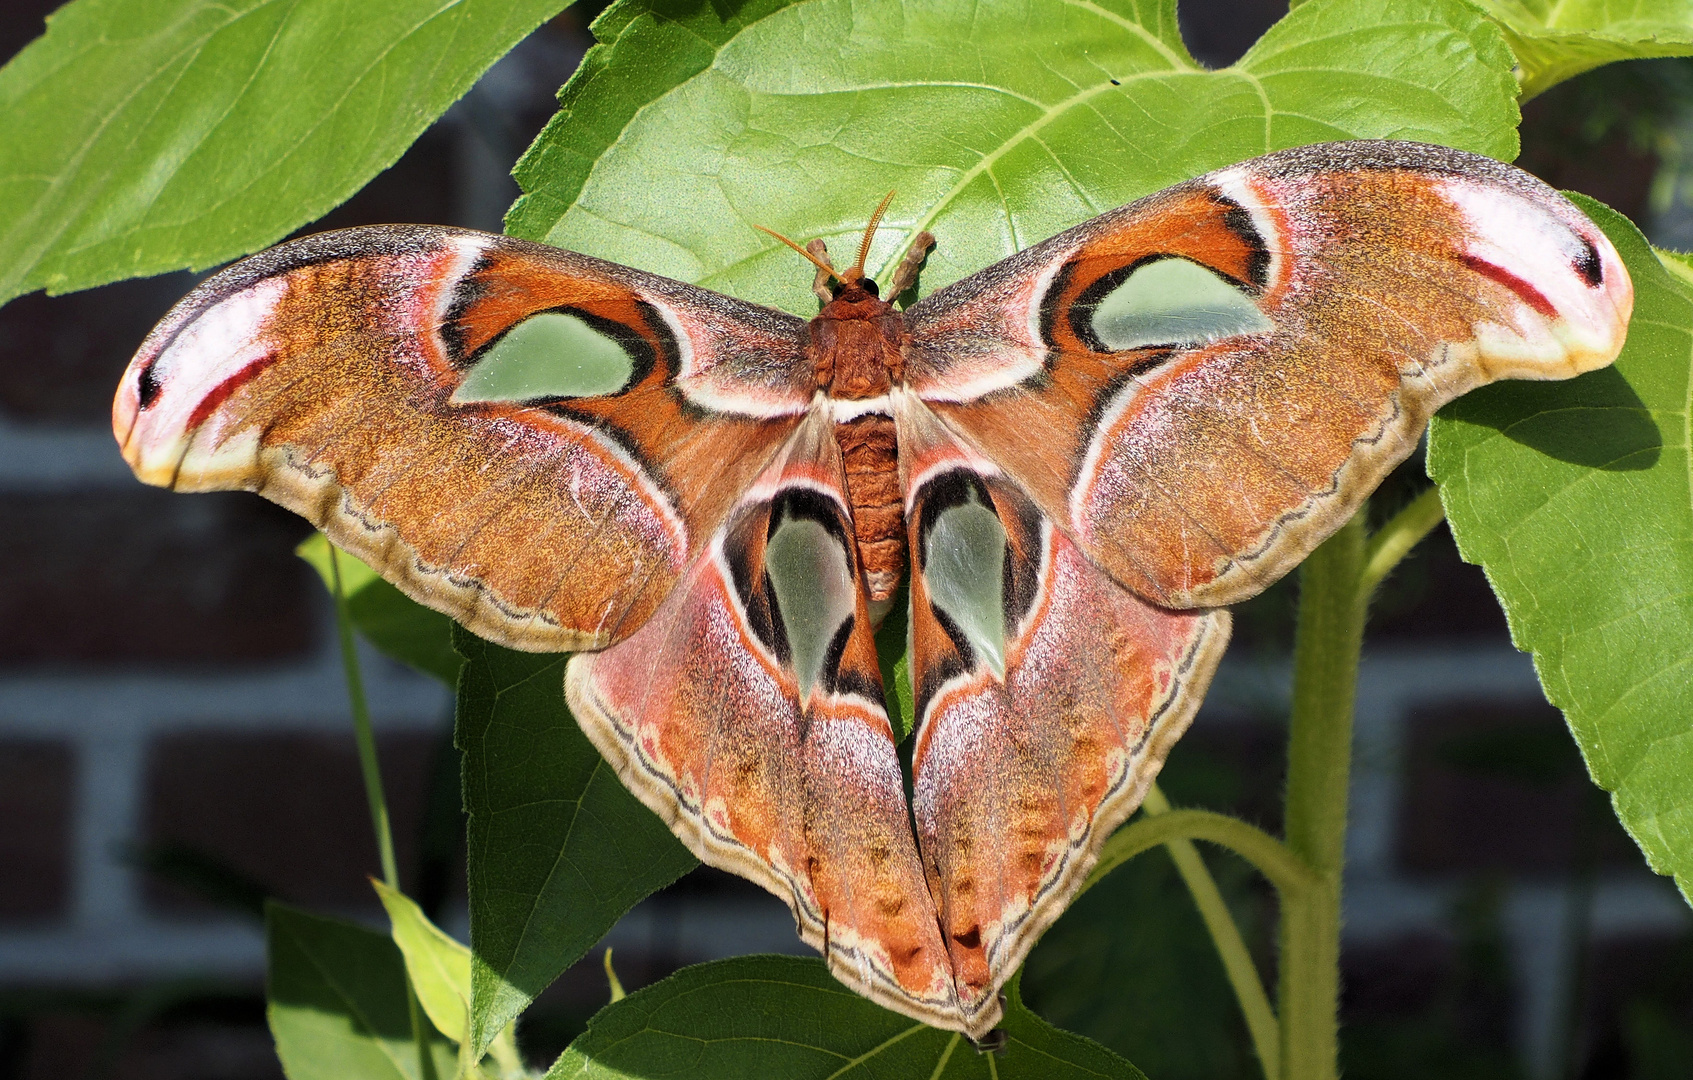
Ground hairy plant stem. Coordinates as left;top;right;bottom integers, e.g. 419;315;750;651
1279;511;1366;1080
329;547;439;1080
1081;494;1444;1080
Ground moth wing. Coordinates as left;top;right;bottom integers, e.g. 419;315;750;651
114;226;815;651
566;408;962;1031
902;140;1632;608
896;398;1229;1036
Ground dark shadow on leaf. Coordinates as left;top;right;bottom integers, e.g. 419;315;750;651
265;902;413;1041
1438;365;1660;471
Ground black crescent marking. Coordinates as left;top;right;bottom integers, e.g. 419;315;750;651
819;614;858;697
1215;193;1271;291
913;634;971;728
137;363;163;409
993;485;1044;629
440;253;495;365
914;469;995;557
1574;234;1604;287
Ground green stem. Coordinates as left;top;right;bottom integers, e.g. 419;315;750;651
1359;487;1445;598
1084;788;1310;1080
1086;802;1314;900
1279;512;1367;1080
1143;787;1285;1080
330;546;400;889
329;546;438;1080
1084;796;1304;1079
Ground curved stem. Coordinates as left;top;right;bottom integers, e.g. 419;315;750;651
1359;486;1445;597
1151;788;1288;1080
330;546;399;889
1087;802;1314;901
1086;787;1312;1080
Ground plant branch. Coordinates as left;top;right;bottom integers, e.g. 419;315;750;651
1150;787;1285;1080
1359;486;1445;597
1086;799;1314;901
1084;787;1308;1080
329;546;438;1080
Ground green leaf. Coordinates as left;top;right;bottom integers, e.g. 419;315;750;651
872;583;914;742
375;881;527;1078
1466;0;1693;100
297;534;462;685
0;0;570;307
1428;198;1693;905
508;0;1519;317
373;880;474;1046
457;626;697;1058
544;955;1146;1079
267;901;455;1080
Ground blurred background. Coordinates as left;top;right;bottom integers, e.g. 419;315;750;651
1;1;1691;1077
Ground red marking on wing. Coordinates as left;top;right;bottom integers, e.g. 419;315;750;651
185;352;279;430
1460;254;1558;318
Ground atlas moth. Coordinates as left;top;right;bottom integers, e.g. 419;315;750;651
115;140;1632;1037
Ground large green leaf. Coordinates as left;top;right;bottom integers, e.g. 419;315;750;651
544;955;1145;1079
1428;198;1693;904
1465;0;1693;100
297;534;461;684
508;0;1520;317
0;0;569;307
457;627;697;1057
267;901;455;1080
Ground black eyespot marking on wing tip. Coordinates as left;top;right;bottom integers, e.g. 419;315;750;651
1215;194;1270;291
1575;235;1604;287
137;363;162;409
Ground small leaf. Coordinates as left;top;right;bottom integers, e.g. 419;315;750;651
509;0;1519;316
297;534;462;684
1467;0;1693;100
373;880;473;1047
267;901;454;1080
0;0;572;308
457;627;696;1057
1428;198;1693;905
544;955;1146;1079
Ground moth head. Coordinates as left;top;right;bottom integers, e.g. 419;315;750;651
755;190;901;304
